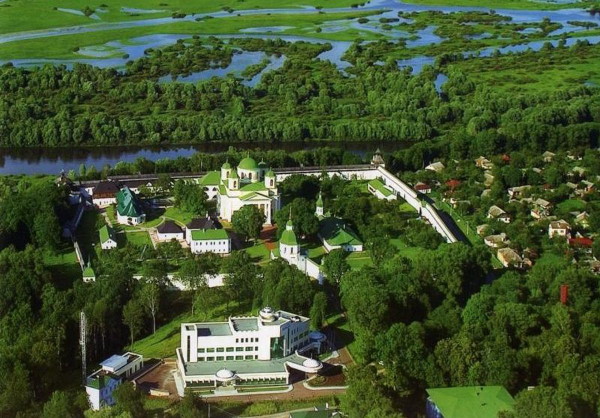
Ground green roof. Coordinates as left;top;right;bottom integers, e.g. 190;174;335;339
83;265;95;278
200;171;221;186
183;352;309;377
319;217;362;247
99;225;114;244
228;170;239;179
368;179;393;197
191;229;229;241
426;386;515;418
116;187;144;218
239;157;258;170
280;228;298;246
266;169;275;177
316;193;323;207
87;373;120;390
240;192;270;201
240;181;267;192
222;161;232;169
290;411;333;418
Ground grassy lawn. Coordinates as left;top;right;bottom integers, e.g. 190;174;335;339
213;396;342;417
129;297;252;358
390;239;422;261
0;11;380;60
43;245;81;288
324;312;359;362
0;0;363;35
557;198;586;214
398;201;417;213
345;251;372;269
75;210;100;262
124;231;152;247
163;206;195;226
243;241;272;264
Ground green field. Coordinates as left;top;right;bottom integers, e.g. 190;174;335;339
123;231;152;247
0;0;361;35
0;10;380;59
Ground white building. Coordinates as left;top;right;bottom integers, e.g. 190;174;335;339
156;220;185;242
199;157;281;225
99;225;117;250
487;205;511;224
549;220;571;238
368;178;397;201
92;181;120;207
186;217;231;254
116;187;145;225
85;352;144;410
176;308;324;391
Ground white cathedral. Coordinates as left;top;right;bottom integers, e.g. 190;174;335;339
199;156;281;225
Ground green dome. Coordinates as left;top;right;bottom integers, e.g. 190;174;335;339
229;170;239;179
222;161;231;169
280;228;298;246
238;157;259;170
266;169;275;177
316;193;323;207
286;219;293;228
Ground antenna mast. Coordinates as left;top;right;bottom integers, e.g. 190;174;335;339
80;310;87;385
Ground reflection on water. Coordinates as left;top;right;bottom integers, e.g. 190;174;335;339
0;142;407;175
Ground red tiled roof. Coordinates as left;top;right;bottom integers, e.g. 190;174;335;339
569;237;593;247
445;179;461;189
415;183;431;191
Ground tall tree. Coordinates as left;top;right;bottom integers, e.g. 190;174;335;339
122;300;145;345
139;280;161;334
232;205;265;242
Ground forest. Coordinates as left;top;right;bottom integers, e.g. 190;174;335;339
0;36;599;150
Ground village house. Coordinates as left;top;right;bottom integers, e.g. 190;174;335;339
156;220;185;242
414;182;432;194
548;219;571;238
575;211;590;228
542;151;555;163
476;224;489;236
425;161;445;173
530;198;552;220
487;205;511;223
484;233;509;248
99;225;117;250
497;248;523;269
507;185;532;200
85;352;144;410
82;263;96;282
475;156;494;170
569;236;593;254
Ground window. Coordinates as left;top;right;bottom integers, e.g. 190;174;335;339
216;347;224;352
216;356;224;361
207;348;215;353
235;356;243;360
226;347;234;352
198;348;205;353
206;357;214;361
245;355;253;360
236;347;244;352
198;357;205;362
226;356;234;360
255;346;258;351
245;347;253;351
235;338;239;343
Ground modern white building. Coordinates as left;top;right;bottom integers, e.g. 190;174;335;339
156;220;185;242
186;217;231;254
85;352;144;410
199;157;281;225
176;308;324;391
116;187;146;225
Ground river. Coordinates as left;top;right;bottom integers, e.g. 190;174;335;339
0;142;406;175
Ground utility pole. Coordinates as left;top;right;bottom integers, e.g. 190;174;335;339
80;311;87;385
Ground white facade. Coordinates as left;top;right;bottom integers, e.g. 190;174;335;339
190;237;231;254
117;212;145;226
177;308;322;390
86;352;143;411
94;197;117;207
157;231;185;242
101;237;117;250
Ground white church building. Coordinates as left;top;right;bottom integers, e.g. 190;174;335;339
198;157;281;225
